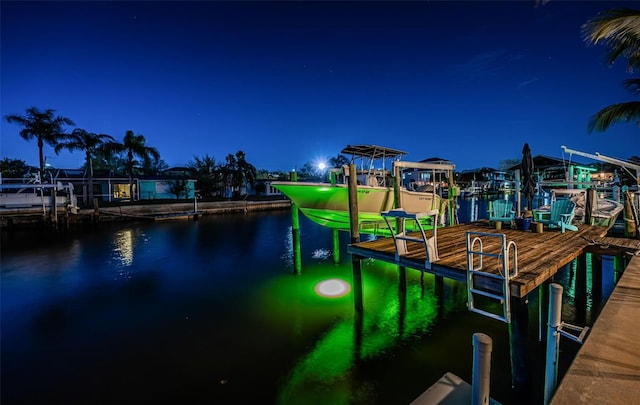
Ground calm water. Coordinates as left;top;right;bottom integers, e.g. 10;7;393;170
1;196;616;404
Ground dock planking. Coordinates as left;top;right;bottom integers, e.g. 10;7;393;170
348;219;640;298
550;254;640;404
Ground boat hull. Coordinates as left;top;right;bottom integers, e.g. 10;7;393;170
272;182;441;232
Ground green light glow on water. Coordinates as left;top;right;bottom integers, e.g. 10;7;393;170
256;261;441;404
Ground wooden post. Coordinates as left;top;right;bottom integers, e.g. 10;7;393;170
51;187;58;230
398;279;407;337
352;254;364;314
544;283;563;405
584;188;597;225
332;229;340;264
575;254;587;325
591;253;603;308
398;266;406;292
347;163;360;244
623;191;637;238
515;169;521;217
391;163;408;286
472;333;493;405
347;163;363;313
434;275;444;318
290;171;302;274
93;197;100;226
509;295;531;395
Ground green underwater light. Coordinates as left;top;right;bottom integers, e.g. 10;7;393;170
314;278;351;298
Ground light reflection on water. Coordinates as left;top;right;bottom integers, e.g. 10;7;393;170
0;197;618;405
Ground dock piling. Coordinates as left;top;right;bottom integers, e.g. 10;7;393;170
544;283;563;405
290;171;302;274
347;163;363;313
472;333;493;405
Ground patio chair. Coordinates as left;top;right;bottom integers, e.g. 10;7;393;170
535;199;578;233
488;199;515;228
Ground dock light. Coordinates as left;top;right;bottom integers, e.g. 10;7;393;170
314;278;351;298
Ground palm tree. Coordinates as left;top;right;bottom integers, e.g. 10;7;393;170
54;128;115;207
221;151;256;198
104;130;160;201
188;154;220;197
583;8;640;132
329;154;349;168
4;107;74;183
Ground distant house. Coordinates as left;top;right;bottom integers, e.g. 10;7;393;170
401;157;455;191
506;155;599;187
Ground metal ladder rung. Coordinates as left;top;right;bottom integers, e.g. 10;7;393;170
468;270;505;281
469;288;505;302
465;231;518;324
469;308;509;323
467;250;503;259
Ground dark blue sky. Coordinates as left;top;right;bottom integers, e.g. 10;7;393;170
1;1;638;172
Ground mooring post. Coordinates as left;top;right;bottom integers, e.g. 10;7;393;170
332;229;340;264
575;254;587;325
509;295;531;395
592;253;603;307
347;163;363;313
434;275;444;318
93;197;100;227
472;333;493;405
392;163;408;289
398;281;407;337
51;187;58;230
398;266;407;292
538;280;550;342
543;283;563;405
290;171;302;274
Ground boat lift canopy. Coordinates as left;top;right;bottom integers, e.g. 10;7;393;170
341;145;408;160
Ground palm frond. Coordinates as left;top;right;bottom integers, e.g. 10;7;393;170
588;101;640;132
583;8;640;69
623;78;640;93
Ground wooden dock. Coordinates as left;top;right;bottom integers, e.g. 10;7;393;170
550;254;640;404
347;220;640;298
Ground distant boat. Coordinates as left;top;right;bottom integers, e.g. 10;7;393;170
272;145;456;234
0;180;78;214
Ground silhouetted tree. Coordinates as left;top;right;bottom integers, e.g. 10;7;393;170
188;154;220;198
221;151;256;198
55;128;115;206
103;130;160;201
0;158;30;177
4;107;74;183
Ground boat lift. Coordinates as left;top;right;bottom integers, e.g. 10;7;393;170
561;145;640;185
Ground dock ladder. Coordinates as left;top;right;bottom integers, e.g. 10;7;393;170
381;209;439;270
466;231;518;323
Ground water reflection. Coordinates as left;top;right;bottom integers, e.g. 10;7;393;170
111;229;135;268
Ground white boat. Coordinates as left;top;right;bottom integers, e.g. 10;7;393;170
0;180;78;214
272;145;456;234
535;188;624;229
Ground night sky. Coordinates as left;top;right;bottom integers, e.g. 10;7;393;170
1;1;638;172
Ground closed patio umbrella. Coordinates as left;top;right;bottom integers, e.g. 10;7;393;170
521;143;536;212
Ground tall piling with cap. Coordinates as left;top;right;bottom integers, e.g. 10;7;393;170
472;333;493;405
